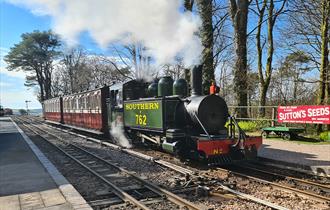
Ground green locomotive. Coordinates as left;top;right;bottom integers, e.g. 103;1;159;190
108;66;262;164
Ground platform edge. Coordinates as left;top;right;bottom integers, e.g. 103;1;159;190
10;117;92;210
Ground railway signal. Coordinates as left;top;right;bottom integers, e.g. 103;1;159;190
25;100;31;115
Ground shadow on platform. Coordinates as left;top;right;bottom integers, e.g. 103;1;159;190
259;144;330;176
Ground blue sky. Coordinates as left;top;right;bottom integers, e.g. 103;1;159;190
0;0;199;109
1;2;47;109
0;1;102;109
0;1;318;109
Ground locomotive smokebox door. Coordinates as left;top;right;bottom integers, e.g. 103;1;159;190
185;95;229;134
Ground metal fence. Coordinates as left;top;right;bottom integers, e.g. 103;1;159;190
228;106;277;127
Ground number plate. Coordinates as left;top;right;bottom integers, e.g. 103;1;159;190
123;100;163;129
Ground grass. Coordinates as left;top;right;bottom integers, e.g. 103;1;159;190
226;120;269;132
239;122;330;145
319;131;330;141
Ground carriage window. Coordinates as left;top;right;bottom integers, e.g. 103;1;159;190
79;97;82;109
96;95;101;109
70;99;73;110
90;95;95;109
66;100;69;112
86;96;90;109
76;98;79;110
80;97;84;109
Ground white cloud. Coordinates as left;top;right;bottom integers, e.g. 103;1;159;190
6;0;202;67
0;67;27;79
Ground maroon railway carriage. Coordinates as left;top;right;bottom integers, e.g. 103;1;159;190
43;97;63;123
61;87;109;134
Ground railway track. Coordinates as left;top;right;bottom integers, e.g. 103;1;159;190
15;116;299;210
242;162;330;189
250;160;330;184
216;164;330;204
16;115;329;209
15;117;206;210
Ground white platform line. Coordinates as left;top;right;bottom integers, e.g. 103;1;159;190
11;118;92;210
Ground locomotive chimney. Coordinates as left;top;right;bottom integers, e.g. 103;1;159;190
191;65;203;96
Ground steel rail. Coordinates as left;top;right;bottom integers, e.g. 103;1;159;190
240;164;330;192
16;117;206;210
216;166;330;203
17;116;290;210
30;116;196;176
17;118;150;210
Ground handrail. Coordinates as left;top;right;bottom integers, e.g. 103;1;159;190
193;113;211;140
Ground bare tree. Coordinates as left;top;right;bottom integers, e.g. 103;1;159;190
162;58;185;79
319;0;330;106
281;0;329;131
318;0;330;132
255;0;287;117
196;0;215;93
111;43;153;80
229;0;250;117
61;47;86;93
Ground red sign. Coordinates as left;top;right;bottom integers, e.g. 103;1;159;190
277;105;330;124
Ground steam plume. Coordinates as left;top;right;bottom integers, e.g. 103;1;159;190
7;0;202;66
110;120;132;148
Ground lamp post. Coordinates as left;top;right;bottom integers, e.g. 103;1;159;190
25;100;31;115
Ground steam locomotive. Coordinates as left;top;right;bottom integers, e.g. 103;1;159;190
43;66;262;164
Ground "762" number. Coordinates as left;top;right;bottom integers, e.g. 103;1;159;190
135;114;147;126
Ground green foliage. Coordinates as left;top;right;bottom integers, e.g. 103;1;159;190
19;109;27;115
237;121;257;132
319;131;330;141
226;120;270;132
5;30;61;72
279;50;311;77
4;30;61;101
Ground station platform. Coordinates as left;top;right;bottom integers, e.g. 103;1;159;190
0;117;92;210
258;138;330;177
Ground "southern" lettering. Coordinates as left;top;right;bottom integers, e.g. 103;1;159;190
125;102;159;110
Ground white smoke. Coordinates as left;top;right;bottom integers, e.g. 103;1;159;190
110;120;132;148
7;0;202;66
